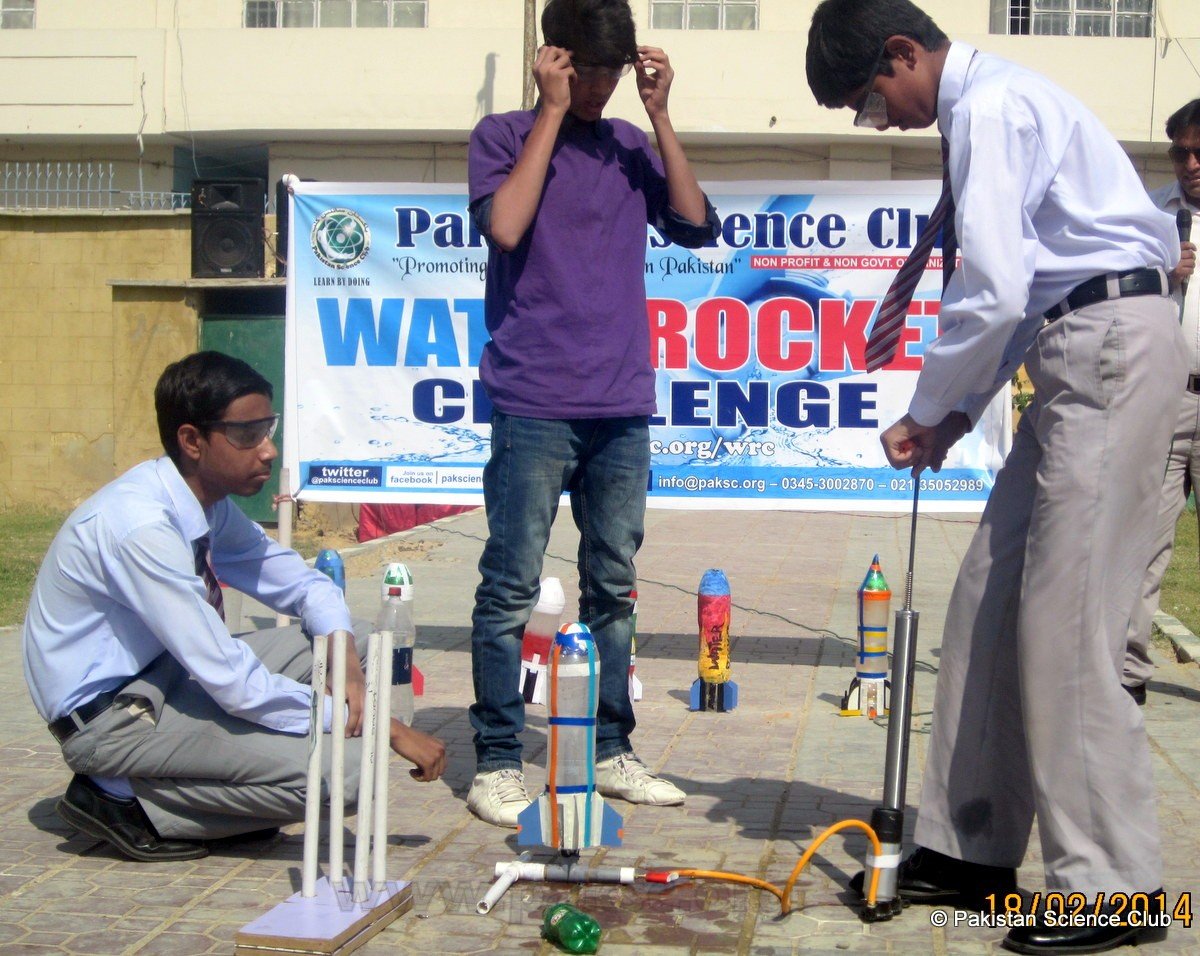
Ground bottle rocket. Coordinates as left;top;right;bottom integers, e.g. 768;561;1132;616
519;577;566;705
689;569;738;712
315;548;345;592
628;588;642;703
840;555;892;718
380;563;419;722
517;623;623;851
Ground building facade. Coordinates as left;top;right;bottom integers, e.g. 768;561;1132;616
0;0;1197;506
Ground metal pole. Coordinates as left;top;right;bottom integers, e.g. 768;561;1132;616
275;467;293;626
522;0;537;110
863;479;922;921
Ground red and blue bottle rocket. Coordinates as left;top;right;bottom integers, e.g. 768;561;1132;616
518;623;623;851
690;569;738;712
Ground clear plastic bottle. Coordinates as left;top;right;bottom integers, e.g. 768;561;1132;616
521;577;566;704
552;623;596;797
374;583;416;725
542;902;601;954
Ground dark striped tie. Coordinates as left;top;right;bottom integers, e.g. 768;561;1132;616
865;138;958;371
195;537;225;621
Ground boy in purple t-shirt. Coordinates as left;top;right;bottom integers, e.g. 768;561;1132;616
464;0;719;828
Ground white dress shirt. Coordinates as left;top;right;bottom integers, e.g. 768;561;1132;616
911;42;1181;427
23;456;352;733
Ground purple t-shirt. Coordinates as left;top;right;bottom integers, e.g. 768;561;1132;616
469;109;697;419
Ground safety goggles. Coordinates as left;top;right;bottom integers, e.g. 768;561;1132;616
853;45;890;129
204;414;279;450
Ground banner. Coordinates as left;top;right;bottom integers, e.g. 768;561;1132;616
283;180;1010;513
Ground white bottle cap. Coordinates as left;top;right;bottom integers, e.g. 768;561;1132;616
535;577;565;616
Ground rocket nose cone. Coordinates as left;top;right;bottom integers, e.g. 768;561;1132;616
698;568;730;596
538;577;567;616
555;621;595;651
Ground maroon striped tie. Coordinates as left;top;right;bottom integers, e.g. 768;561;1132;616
865;139;958;371
195;537;226;621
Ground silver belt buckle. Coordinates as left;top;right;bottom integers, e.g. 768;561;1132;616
1188;373;1200;394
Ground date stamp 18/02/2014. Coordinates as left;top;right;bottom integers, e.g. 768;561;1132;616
928;892;1192;930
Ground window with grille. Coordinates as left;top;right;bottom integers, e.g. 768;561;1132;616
990;0;1153;37
244;0;426;28
649;0;757;30
0;0;35;29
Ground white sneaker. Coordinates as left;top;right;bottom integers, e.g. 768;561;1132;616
595;753;685;806
466;769;530;828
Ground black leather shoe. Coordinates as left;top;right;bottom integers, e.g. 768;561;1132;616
1124;682;1147;706
1003;889;1168;954
57;774;208;862
849;846;1017;910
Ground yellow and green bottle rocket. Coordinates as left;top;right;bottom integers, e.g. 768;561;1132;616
840;555;892;718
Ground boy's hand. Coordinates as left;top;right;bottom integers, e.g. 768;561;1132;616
389;720;447;782
1172;240;1196;290
534;45;574;114
635;46;674;120
326;634;366;736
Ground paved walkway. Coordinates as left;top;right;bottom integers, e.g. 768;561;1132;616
3;506;1200;954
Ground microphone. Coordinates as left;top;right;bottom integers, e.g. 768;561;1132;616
1178;208;1192;299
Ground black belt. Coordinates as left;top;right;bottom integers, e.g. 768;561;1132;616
47;656;162;744
1189;374;1200;395
1044;267;1167;321
48;687;126;744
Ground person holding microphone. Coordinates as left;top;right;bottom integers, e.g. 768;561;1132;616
1123;98;1200;706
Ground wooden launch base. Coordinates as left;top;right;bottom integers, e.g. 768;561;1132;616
234;878;412;955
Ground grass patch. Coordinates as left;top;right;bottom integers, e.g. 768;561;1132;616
1159;503;1200;637
0;507;68;628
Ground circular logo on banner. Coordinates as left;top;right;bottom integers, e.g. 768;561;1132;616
311;208;370;269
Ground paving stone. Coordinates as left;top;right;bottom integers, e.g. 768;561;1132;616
3;509;1200;952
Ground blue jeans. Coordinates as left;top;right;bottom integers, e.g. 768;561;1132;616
469;411;649;772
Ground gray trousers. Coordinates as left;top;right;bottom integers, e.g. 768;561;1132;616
59;623;366;840
913;294;1184;895
1123;388;1200;686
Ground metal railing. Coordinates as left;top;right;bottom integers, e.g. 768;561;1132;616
0;162;190;211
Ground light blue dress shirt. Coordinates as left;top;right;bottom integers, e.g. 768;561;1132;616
23;456;353;734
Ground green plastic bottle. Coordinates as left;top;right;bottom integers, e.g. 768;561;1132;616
542;902;601;954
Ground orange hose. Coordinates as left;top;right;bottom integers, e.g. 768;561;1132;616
671;869;785;904
780;819;882;915
547;644;560;849
657;819;883;917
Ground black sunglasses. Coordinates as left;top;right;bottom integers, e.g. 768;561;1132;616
1168;145;1200;164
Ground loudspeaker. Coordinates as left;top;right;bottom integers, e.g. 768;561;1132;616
191;178;266;278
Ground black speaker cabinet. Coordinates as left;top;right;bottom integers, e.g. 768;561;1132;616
191;179;266;278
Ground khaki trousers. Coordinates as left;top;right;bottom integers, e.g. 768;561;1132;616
913;294;1184;894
